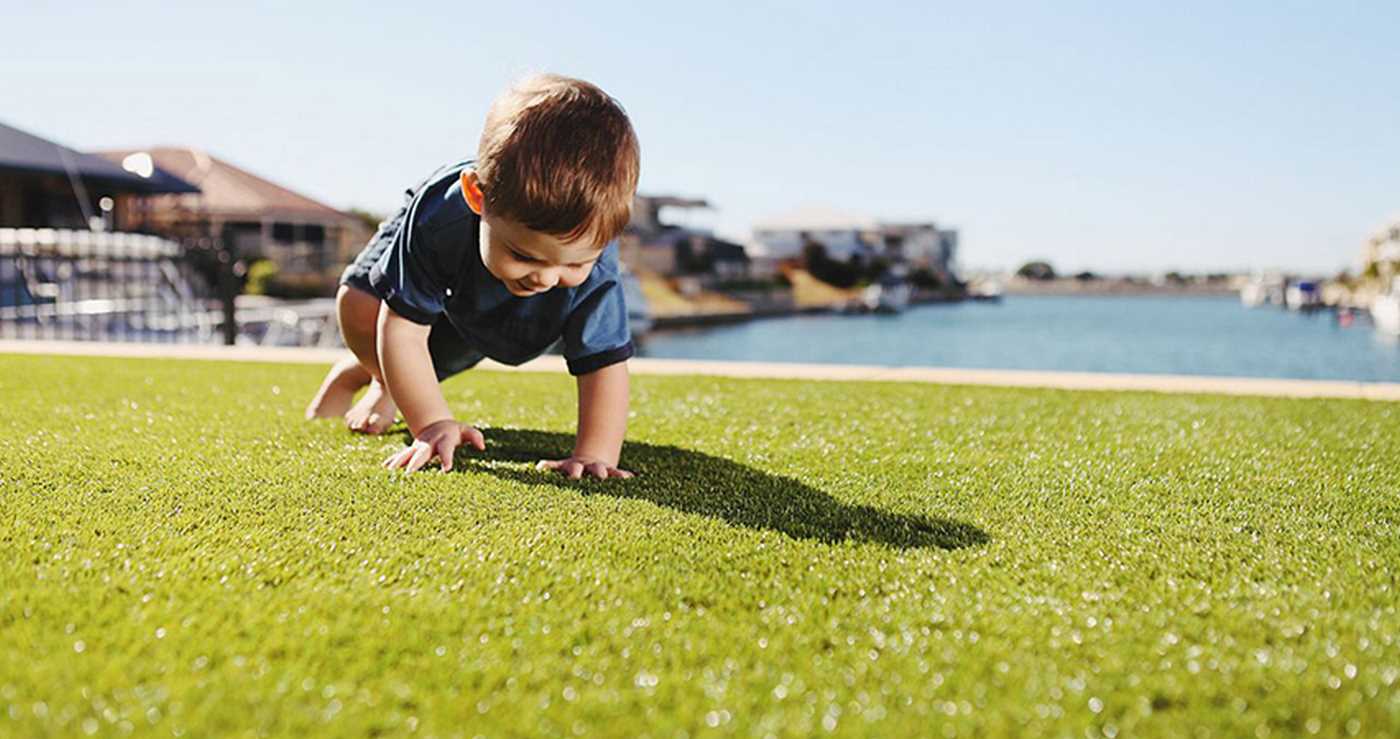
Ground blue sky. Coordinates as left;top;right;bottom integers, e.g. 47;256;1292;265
5;1;1398;273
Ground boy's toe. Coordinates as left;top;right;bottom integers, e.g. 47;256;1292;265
363;413;396;435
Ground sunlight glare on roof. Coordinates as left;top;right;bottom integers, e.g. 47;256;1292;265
121;152;154;178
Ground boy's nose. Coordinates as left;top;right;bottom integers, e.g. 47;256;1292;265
531;268;561;289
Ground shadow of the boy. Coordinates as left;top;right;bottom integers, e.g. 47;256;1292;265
433;427;988;552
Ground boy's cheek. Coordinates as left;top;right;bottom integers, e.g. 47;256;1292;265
563;266;596;287
485;253;521;280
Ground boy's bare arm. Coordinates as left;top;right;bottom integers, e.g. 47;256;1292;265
538;361;632;480
378;305;484;472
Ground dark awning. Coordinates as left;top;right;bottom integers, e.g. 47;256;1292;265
0;120;199;194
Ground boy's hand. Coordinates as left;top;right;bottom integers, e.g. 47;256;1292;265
537;457;634;480
383;419;485;473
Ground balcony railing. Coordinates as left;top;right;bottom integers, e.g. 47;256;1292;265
1;228;239;344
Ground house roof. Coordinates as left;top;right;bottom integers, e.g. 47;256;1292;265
95;147;352;222
0;120;198;194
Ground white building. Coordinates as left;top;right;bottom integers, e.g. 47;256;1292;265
879;222;958;273
750;206;959;280
751;207;881;262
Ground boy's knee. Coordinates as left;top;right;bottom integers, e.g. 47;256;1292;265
336;284;384;378
337;284;381;329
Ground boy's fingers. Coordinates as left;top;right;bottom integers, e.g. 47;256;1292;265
462;425;485;451
437;439;455;472
383;447;409;468
536;459;623;479
405;443;433;473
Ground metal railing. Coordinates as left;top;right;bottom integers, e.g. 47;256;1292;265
0;228;239;344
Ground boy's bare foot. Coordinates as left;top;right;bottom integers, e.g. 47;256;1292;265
305;355;372;419
345;380;398;434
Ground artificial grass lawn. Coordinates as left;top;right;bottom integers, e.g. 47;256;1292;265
1;354;1398;738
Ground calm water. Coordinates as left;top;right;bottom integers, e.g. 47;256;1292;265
638;296;1400;382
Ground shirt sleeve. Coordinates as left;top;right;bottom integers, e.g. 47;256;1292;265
561;277;634;376
365;199;454;325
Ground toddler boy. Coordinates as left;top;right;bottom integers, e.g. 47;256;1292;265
305;74;639;479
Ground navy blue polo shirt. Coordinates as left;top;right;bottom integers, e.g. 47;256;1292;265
362;161;633;376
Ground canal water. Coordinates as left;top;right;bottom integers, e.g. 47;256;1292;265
638;295;1400;382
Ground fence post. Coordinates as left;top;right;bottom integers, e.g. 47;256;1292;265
216;233;238;346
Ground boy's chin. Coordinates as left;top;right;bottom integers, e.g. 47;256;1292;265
504;279;547;297
485;267;542;297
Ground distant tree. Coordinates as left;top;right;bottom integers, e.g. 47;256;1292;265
909;267;944;289
1163;271;1187;284
801;237;862;288
861;256;891;284
244;259;279;296
1073;271;1098;281
1016;261;1057;281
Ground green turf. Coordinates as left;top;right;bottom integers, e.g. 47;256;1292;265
1;354;1398;738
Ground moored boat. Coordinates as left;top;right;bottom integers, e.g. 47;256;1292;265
1240;274;1284;308
860;268;911;314
968;278;1003;302
1284;280;1322;311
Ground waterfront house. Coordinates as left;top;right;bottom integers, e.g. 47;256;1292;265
878;222;960;285
0;120;197;230
95;147;371;294
751;207;960;283
751;206;880;263
0;122;230;340
622;194;749;278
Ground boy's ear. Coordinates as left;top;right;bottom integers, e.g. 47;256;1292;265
461;171;484;215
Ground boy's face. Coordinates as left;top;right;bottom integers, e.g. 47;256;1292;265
479;216;603;297
462;172;604;297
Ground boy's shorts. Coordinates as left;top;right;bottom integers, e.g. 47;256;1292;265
339;208;483;382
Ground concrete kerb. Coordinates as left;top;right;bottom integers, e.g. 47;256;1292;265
3;339;1399;401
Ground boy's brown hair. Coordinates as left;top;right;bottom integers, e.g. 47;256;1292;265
476;74;641;248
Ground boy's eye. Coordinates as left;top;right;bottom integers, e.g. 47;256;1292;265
509;248;538;263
